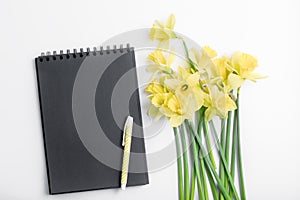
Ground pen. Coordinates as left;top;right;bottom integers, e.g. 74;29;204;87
121;116;133;190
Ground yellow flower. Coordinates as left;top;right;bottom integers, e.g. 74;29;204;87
191;48;264;92
191;46;216;66
146;87;184;127
164;67;205;122
231;51;265;82
190;46;218;81
225;73;244;92
145;82;169;122
204;85;236;121
213;57;232;81
202;46;217;58
150;14;177;48
147;49;175;75
213;56;244;91
145;81;165;95
145;78;181;125
159;93;184;127
145;66;205;127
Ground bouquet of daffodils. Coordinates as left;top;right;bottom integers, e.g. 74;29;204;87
145;14;264;200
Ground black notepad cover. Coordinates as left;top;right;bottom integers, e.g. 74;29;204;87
35;47;148;194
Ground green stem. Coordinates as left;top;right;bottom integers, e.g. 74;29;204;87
229;107;238;197
225;111;233;161
190;167;196;200
203;155;231;200
236;92;246;200
193;111;208;200
197;108;205;134
197;110;209;200
200;158;209;200
186;120;232;200
224;111;233;194
203;120;217;169
180;38;197;71
173;127;184;200
204;161;219;200
209;121;240;200
179;125;190;200
178;36;208;93
186;122;205;200
223;111;232;162
219;119;226;200
204;154;231;200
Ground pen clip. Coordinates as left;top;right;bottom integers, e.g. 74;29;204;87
122;116;133;146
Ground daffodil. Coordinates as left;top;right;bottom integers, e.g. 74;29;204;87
145;80;166;97
209;51;265;91
147;49;175;76
158;93;185;127
231;51;265;82
145;82;184;127
191;47;260;92
203;85;236;121
165;67;204;111
145;66;205;127
150;14;177;48
191;46;217;66
163;67;205;125
190;46;218;81
145;79;169;121
213;56;244;91
213;56;232;81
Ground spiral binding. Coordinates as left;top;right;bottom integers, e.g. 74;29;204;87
38;44;132;62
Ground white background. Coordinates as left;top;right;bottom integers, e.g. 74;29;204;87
1;0;300;199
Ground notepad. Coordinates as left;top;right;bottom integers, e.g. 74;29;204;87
35;45;149;194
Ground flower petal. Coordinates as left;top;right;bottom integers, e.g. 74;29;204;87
205;107;216;122
151;94;166;106
169;115;183;127
155;20;165;28
164;79;181;90
186;72;200;87
148;105;163;121
202;46;217;58
158;40;170;49
166;14;176;30
244;73;267;82
227;73;244;91
147;50;166;65
167;50;176;65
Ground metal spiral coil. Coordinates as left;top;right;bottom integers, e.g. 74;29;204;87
37;44;132;62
